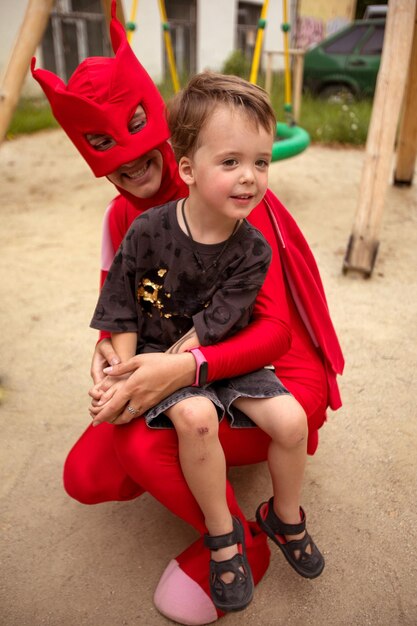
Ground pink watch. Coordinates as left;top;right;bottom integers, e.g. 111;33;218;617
188;348;208;387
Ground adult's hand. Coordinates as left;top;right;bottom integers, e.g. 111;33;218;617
90;338;121;386
90;351;196;426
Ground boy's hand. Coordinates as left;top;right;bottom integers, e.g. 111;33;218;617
90;338;121;385
89;379;134;427
88;373;130;407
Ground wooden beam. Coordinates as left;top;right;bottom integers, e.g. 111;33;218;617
264;49;305;124
0;0;55;144
100;0;125;30
343;0;416;277
394;12;417;186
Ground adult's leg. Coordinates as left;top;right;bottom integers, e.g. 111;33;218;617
63;422;143;504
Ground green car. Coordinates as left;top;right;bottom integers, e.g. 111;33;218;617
303;19;386;100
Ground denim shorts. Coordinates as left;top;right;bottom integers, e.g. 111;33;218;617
144;366;291;429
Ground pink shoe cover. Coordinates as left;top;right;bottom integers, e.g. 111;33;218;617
154;559;218;625
153;522;270;624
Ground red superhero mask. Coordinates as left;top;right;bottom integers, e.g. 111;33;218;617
31;2;170;177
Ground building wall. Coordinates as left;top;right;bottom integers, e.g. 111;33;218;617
296;0;356;48
197;0;236;72
122;0;163;78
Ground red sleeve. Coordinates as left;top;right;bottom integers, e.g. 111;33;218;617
200;201;292;381
97;196;127;344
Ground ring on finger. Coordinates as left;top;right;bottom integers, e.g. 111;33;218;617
127;404;141;416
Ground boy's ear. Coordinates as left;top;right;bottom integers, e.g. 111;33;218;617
178;156;194;185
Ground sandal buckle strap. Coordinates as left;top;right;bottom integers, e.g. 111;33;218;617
203;517;243;551
265;497;306;535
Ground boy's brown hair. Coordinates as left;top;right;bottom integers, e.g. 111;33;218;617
167;71;276;161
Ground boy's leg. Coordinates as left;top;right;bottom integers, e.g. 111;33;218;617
235;395;324;578
166;398;236;566
233;395;307;541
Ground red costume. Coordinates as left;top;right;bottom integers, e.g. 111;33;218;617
33;4;343;624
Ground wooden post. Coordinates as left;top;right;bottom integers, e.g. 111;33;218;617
343;0;417;277
0;0;55;144
100;0;125;29
265;51;273;95
292;50;305;123
394;13;417;186
268;49;305;123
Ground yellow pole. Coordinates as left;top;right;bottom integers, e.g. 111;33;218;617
282;0;293;120
250;0;270;84
157;0;180;93
126;0;138;44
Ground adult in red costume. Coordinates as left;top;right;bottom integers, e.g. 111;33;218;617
32;3;343;624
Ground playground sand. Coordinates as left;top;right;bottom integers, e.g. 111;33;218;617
1;128;416;626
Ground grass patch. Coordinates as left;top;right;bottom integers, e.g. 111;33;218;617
6;97;58;138
298;95;372;145
264;72;372;145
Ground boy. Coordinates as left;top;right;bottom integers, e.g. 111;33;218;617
90;72;324;612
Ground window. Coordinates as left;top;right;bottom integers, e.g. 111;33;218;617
324;25;368;54
237;2;262;60
165;0;196;77
360;26;385;55
41;0;111;82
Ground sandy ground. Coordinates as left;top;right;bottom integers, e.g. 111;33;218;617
0;129;416;626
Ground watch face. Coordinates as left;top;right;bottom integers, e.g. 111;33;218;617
199;361;208;387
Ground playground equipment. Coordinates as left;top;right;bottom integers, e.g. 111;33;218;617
156;0;180;93
126;0;180;93
249;0;310;162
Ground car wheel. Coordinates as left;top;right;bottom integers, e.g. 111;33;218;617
319;84;355;103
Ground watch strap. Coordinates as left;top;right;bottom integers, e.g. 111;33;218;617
187;347;208;387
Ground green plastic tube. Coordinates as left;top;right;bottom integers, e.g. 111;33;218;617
272;122;310;161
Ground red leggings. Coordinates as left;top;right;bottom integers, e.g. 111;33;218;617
64;418;271;531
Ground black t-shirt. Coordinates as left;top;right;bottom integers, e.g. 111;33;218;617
91;201;271;352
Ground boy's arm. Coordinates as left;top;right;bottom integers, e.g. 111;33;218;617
166;327;199;354
92;198;133;374
111;332;137;362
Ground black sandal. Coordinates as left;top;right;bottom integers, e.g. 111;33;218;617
203;516;254;612
256;497;324;579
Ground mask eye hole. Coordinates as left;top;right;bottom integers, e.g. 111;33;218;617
86;133;116;152
129;104;147;135
85;105;147;151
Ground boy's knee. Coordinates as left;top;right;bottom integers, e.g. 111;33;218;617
275;402;307;449
174;399;219;439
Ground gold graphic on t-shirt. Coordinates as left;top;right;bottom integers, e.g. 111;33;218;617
137;278;164;310
137;270;174;318
137;268;193;319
